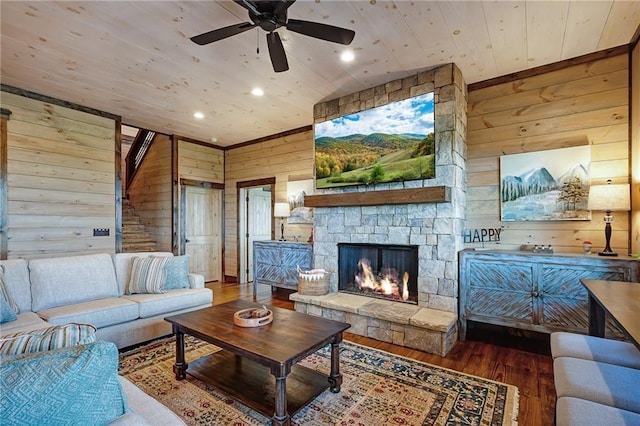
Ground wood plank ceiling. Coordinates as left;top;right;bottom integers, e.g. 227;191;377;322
1;1;639;147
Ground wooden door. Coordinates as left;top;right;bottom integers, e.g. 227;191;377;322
185;185;222;281
247;187;272;282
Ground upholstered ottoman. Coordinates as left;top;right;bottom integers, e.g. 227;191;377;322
551;332;640;369
556;396;640;426
554;357;640;414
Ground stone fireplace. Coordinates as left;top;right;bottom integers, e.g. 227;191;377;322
338;243;418;304
291;63;467;356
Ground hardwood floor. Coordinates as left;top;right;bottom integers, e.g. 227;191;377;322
207;281;556;426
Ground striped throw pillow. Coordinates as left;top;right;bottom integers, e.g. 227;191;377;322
0;323;97;356
0;265;19;314
126;256;170;294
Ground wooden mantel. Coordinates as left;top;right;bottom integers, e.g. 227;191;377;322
304;186;451;208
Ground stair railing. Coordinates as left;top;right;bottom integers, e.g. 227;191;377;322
125;129;156;191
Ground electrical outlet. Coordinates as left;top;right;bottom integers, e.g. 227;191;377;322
93;228;109;237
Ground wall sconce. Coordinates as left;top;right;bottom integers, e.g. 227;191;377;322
274;202;291;241
587;180;631;256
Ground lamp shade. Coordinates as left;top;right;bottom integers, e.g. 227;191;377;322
587;183;631;211
274;202;291;218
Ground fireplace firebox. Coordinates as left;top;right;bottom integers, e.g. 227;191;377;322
337;243;418;304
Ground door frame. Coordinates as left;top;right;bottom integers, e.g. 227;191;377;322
179;178;225;276
237;177;275;283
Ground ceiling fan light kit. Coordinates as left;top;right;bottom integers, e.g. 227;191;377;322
191;0;355;72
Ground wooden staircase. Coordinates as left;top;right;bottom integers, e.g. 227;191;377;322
122;198;157;252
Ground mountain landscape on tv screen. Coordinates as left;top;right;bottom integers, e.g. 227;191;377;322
315;132;435;188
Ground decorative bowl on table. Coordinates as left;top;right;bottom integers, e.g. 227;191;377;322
233;307;273;327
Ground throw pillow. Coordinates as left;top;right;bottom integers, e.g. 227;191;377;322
0;298;17;324
127;256;170;294
164;255;190;290
0;265;19;314
0;323;97;356
0;341;128;425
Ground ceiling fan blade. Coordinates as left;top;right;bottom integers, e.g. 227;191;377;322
273;0;296;16
286;19;355;45
236;0;261;16
190;22;255;45
266;32;289;72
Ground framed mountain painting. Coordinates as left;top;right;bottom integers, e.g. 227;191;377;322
500;145;591;221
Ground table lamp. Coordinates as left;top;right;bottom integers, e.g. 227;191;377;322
274;202;290;241
587;180;630;256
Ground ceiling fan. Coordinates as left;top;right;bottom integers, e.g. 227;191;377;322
190;0;356;73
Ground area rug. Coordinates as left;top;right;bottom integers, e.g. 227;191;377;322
119;336;518;425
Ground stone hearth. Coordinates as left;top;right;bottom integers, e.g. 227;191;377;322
291;292;458;356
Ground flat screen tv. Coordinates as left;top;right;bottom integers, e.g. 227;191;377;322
314;92;435;189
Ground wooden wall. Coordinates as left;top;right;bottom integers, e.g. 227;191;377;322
466;53;630;254
632;41;640;255
1;91;117;259
177;139;225;255
178;140;224;184
128;133;172;251
224;129;314;279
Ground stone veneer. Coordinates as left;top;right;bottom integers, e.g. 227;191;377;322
312;64;467;312
291;292;458;356
308;63;467;354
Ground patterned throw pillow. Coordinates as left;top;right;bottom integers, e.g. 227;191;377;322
0;298;17;324
0;323;97;356
126;256;170;294
0;341;128;425
0;265;19;314
164;255;190;290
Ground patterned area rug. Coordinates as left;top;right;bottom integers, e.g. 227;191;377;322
119;336;518;425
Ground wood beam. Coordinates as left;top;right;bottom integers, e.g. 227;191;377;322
304;187;451;208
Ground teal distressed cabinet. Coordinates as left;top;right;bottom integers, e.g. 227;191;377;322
253;241;313;295
458;250;639;340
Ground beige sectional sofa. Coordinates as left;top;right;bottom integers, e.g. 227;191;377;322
0;251;212;349
1;251;211;425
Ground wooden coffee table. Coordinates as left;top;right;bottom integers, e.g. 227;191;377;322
164;300;350;426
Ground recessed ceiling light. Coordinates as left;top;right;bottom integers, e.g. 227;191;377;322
251;87;264;96
340;50;355;62
193;111;205;119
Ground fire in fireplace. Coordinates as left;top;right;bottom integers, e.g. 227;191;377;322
338;243;418;304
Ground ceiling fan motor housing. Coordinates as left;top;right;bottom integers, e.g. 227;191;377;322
248;9;286;32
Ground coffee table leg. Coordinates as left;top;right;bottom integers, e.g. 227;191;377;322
172;326;188;380
271;366;290;426
328;333;343;393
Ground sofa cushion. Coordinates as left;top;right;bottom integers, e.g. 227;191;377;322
127;256;170;294
113;252;173;296
554;357;640;414
551;332;640;369
38;297;139;329
0;264;21;314
116;376;186;425
556;396;640;426
0;323;96;356
0;341;128;425
0;259;31;313
0;298;17;324
0;312;50;336
30;253;119;312
164;255;190;290
123;288;213;318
